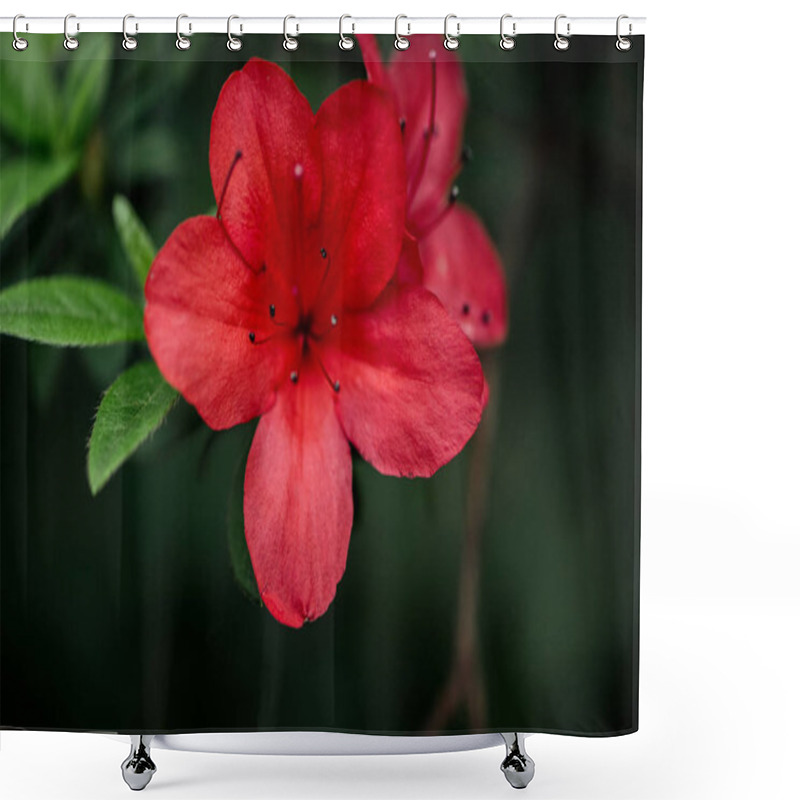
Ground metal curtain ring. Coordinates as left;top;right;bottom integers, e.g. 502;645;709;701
500;14;516;50
444;14;460;50
339;15;355;50
63;13;79;50
227;15;242;51
554;14;570;51
176;14;191;50
283;15;299;51
122;14;138;51
616;14;632;51
394;15;410;51
12;14;28;51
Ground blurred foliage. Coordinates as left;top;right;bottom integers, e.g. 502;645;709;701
0;34;112;236
1;35;642;736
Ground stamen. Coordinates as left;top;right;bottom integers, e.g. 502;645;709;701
217;220;267;277
214;152;267;278
399;117;406;134
330;314;338;327
217;150;242;219
407;56;438;206
248;330;282;345
415;185;459;238
481;310;492;325
462;303;470;315
291;163;306;313
269;304;275;318
308;342;341;394
313;247;335;311
290;371;299;383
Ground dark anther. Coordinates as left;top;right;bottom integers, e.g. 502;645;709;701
259;262;267;274
482;310;492;325
290;371;299;383
331;314;338;327
462;303;470;315
333;380;340;393
269;304;276;318
248;332;256;343
449;185;460;203
320;248;327;259
399;118;406;133
462;144;473;164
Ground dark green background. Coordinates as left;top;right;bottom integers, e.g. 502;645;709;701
1;34;642;735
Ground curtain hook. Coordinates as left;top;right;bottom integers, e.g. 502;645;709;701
500;14;516;50
283;15;299;51
554;14;570;51
176;14;191;50
339;15;355;50
394;15;410;51
444;14;460;51
63;13;79;51
12;14;28;51
616;15;632;51
122;14;138;51
227;15;242;51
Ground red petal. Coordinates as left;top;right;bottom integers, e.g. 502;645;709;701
244;365;353;628
387;36;467;232
396;234;424;285
356;34;389;88
419;204;508;347
209;59;321;286
314;80;406;311
323;285;485;478
144;216;294;430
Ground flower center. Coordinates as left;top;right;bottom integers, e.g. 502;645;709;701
248;226;340;394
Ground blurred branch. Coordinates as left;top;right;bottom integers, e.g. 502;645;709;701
425;352;499;732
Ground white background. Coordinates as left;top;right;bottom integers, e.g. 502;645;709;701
2;0;799;798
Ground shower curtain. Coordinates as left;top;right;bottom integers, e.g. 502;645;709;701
0;31;643;738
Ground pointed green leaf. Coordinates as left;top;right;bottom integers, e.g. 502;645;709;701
0;155;80;240
228;454;263;606
113;195;156;288
87;361;179;495
0;276;144;346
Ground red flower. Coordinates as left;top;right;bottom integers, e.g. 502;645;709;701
144;60;485;628
359;35;508;348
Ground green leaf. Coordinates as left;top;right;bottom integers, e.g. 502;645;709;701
228;454;263;606
0;155;80;240
87;361;179;495
61;34;113;150
0;46;61;148
0;276;145;346
112;195;156;288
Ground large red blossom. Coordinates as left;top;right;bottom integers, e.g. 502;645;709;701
144;60;485;628
359;35;508;348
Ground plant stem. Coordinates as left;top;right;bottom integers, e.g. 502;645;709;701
425;352;499;731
